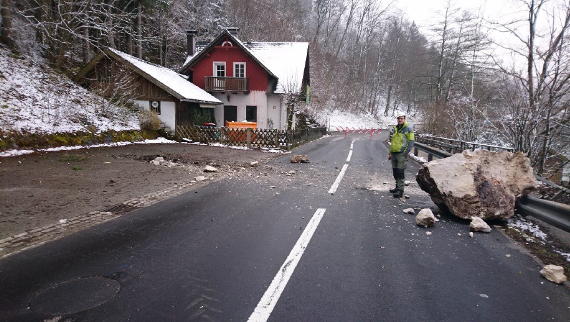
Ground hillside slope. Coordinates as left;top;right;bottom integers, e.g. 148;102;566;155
0;47;139;134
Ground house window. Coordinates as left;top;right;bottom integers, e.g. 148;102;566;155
150;101;161;115
213;62;226;77
246;106;257;122
234;62;246;78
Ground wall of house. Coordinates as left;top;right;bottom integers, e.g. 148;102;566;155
212;91;272;128
135;100;176;132
266;95;283;130
190;40;269;91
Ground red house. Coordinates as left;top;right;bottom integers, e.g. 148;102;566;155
179;28;310;130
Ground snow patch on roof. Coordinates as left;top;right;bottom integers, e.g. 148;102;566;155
108;48;221;104
247;42;309;94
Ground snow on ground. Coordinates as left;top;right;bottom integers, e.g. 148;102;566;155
0;137;287;158
508;215;570;262
0;47;140;134
313;107;414;131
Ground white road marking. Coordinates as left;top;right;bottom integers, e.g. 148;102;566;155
350;139;356;150
328;164;349;194
248;208;326;322
346;150;353;162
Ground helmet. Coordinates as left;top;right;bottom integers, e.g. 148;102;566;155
396;111;406;118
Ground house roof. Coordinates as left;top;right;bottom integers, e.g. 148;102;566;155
74;48;222;105
180;30;309;94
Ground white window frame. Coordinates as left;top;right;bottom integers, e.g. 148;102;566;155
213;62;226;77
233;62;246;78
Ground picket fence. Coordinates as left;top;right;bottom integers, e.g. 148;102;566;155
175;125;327;150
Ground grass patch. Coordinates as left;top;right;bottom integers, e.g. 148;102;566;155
59;154;87;162
71;165;83;171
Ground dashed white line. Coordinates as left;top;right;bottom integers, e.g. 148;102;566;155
328;164;349;194
248;208;326;322
346;150;353;162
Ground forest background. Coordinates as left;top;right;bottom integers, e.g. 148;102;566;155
0;0;569;180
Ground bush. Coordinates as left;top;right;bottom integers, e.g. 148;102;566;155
139;110;161;131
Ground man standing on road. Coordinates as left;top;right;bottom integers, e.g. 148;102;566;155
388;113;415;198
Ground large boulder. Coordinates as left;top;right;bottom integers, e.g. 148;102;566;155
416;150;536;220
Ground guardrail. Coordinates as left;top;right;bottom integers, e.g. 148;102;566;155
516;196;570;232
409;137;570;232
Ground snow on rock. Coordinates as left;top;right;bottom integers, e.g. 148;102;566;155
540;265;567;284
0;47;139;134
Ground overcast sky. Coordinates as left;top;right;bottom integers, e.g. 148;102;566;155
394;0;514;30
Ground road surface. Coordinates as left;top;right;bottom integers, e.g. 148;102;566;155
0;132;568;321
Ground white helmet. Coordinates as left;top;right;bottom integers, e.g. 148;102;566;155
396;111;406;118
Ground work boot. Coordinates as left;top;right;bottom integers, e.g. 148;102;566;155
393;190;403;198
389;187;398;193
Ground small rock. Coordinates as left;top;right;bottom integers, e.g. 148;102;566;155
426;231;432;236
403;208;415;215
204;165;218;172
540;265;567;284
291;155;310;163
286;170;296;176
404;195;410;199
415;208;435;227
470;217;492;233
195;176;207;182
469;232;474;238
250;161;259;167
59;219;67;224
404;180;411;186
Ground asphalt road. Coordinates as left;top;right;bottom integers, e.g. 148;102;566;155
0;133;568;321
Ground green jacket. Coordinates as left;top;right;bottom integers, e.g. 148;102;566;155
390;122;415;154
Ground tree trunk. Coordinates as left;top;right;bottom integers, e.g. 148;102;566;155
82;27;90;64
137;5;142;59
0;0;13;47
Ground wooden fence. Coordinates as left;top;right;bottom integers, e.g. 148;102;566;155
175;125;327;150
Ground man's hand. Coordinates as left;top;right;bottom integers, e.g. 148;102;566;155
388;154;392;160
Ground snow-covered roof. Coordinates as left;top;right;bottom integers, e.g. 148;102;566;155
247;42;309;94
106;48;221;104
181;30;309;94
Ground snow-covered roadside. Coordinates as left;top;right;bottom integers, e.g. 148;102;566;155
0;137;288;158
0;47;139;134
508;215;570;262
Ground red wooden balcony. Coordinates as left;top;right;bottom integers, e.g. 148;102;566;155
205;77;249;92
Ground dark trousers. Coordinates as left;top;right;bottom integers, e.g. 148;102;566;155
391;152;407;192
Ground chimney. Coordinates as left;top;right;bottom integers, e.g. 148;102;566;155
226;27;240;39
186;30;197;56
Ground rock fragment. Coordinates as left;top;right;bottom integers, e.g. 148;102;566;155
403;208;415;215
204;165;218;172
194;176;207;182
469;217;492;233
416;208;436;227
291;155;310;163
540;265;567;284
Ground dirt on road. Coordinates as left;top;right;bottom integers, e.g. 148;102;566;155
0;143;283;257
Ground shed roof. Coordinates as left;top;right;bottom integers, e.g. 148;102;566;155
74;48;221;105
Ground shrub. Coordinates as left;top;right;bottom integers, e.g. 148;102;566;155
139;110;161;131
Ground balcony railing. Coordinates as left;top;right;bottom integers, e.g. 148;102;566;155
205;77;249;92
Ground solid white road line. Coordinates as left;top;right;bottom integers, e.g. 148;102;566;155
248;208;327;322
328;164;349;194
346;150;353;162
